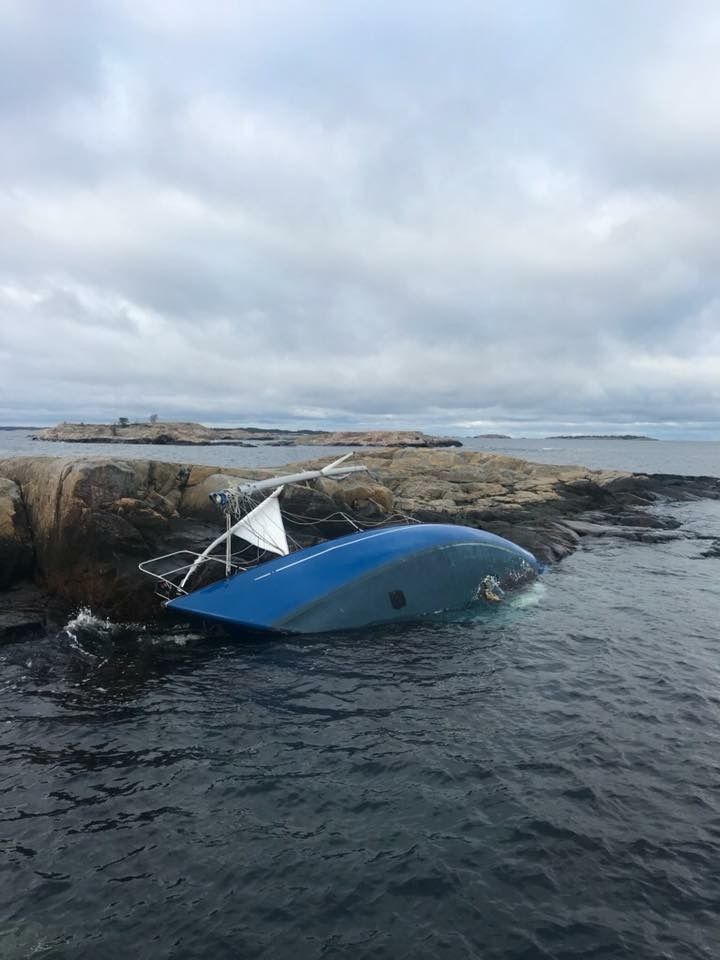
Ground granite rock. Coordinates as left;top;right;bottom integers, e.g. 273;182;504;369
0;477;34;588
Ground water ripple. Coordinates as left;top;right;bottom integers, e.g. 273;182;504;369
2;504;720;958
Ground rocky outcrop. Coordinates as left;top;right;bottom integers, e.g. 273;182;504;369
312;449;688;562
33;421;462;448
0;458;216;620
0;449;718;628
0;456;385;621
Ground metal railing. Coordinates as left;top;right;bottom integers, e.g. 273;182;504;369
138;550;247;600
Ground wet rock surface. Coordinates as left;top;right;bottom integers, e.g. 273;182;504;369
0;477;34;588
0;450;718;624
0;581;67;642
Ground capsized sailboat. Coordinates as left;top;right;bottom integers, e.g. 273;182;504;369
139;454;540;634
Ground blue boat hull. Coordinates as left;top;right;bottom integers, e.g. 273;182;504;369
167;523;539;635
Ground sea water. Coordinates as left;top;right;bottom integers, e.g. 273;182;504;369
1;433;719;959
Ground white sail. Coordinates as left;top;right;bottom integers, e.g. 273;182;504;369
177;487;289;590
232;490;289;556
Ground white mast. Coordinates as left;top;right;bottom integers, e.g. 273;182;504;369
180;454;369;591
208;452;367;504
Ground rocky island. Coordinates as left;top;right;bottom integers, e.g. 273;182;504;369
33;421;462;448
2;448;718;639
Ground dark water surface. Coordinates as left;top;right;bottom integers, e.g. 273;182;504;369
2;436;720;958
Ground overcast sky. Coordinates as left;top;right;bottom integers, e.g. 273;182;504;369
1;1;719;437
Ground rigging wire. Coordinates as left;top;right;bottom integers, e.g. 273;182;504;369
209;477;421;562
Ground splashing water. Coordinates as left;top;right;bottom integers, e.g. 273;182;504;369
60;607;137;663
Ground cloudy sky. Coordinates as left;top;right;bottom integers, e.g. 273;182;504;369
1;0;719;437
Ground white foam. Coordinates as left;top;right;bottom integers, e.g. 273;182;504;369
64;606;113;637
508;581;547;609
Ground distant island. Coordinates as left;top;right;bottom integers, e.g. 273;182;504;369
545;434;658;441
32;420;462;449
473;433;512;439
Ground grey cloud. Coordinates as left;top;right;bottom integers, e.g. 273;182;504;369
1;0;719;436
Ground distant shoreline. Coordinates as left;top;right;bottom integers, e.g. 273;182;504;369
544;434;658;441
